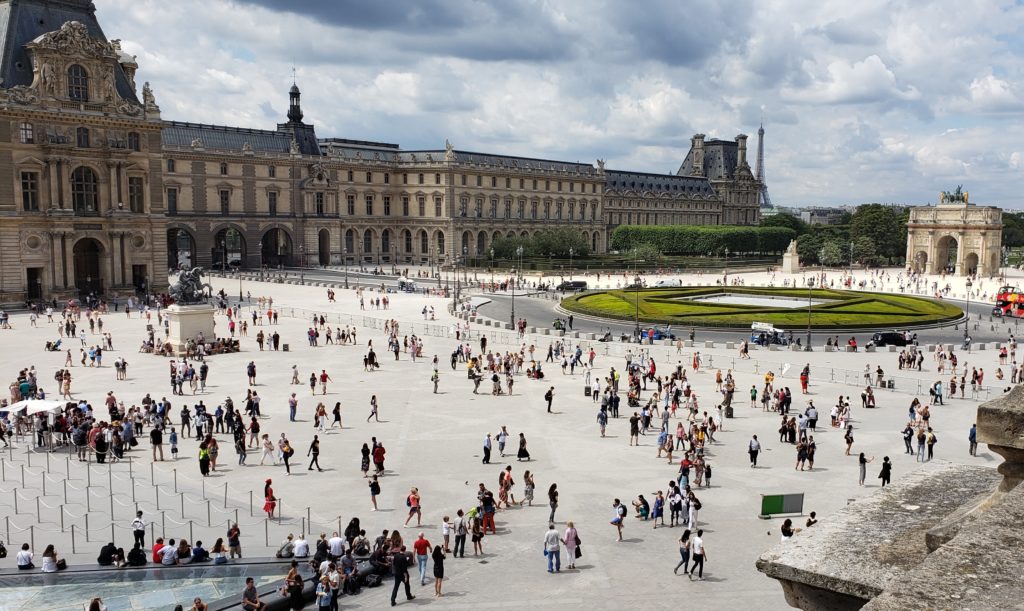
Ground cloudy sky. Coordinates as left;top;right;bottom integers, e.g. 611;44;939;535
97;0;1024;208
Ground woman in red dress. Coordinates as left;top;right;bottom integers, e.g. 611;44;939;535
263;478;277;518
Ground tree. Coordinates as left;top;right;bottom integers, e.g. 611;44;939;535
819;241;845;267
852;236;877;266
760;212;808;235
1003;212;1024;248
850;204;904;263
632;242;662;264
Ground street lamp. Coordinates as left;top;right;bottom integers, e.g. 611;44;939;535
512;245;523;330
490;248;494;286
343;247;349;289
724;247;729;281
258;241;263;282
633;248;641;340
299;244;305;285
805;276;814;351
964;278;973;341
568;247;574;282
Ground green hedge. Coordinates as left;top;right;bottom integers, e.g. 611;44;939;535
610;225;796;255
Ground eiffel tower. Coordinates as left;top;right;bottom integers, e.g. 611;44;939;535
755;123;773;209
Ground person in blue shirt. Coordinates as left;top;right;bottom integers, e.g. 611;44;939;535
968;423;977;456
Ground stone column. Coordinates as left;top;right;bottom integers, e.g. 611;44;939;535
106;161;118;213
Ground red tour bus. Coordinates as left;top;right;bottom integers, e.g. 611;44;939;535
993;285;1024;317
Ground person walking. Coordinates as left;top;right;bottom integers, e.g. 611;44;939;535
482;434;492;464
366;395;380;423
544;523;561;573
563;521;579;569
404;487;422;527
878;456;892;487
413;533;431;586
968;423;977;456
516;433;531;461
548;483;559;523
389;546;415;606
689;529;707;581
611;499;626;541
858;452;875;486
544;386;554;413
673;529;692;575
369;476;381;511
307;435;322;471
748;435;761;467
926;427;937;461
452;509;467;558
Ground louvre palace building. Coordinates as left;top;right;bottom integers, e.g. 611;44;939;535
0;0;762;303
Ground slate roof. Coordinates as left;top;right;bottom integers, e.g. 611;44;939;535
0;0;138;102
162;120;322;156
605;170;715;196
677;139;738;180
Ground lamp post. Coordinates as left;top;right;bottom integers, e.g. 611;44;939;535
343;247;349;289
258;241;263;282
299;244;305;286
512;245;523;330
964;278;973;341
489;248;494;287
568;247;574;282
633;248;641;341
805;276;814;351
724;246;729;281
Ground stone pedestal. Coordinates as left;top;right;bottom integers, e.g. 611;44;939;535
782;248;800;274
165;303;216;356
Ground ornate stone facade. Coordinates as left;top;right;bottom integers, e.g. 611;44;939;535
905;196;1002;276
0;0;765;303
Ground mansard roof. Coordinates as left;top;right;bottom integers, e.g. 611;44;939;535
606;170;715;196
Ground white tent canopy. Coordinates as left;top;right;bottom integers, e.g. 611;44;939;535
6;399;65;415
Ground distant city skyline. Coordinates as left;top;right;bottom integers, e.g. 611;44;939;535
98;0;1024;208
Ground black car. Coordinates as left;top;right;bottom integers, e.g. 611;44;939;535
556;280;588;291
871;331;911;347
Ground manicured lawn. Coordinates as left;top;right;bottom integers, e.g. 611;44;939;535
561;287;963;329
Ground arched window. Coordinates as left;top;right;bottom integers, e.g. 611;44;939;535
76;127;90;148
404;230;412;253
67;65;89;101
344;229;355;254
71;166;98;214
381;229;391;253
420;230;428;254
362;230;373;253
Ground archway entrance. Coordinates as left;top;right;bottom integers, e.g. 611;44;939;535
318;229;331;266
73;238;103;296
212;228;246;269
167;228;196;270
935;235;958;274
964;252;979;275
261;228;293;268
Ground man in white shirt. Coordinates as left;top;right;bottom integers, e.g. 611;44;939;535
160;539;179;565
16;543;34;569
293;534;309;558
543;523;561;573
131;510;146;548
748;435;761;467
689;529;707;580
327;531;345;561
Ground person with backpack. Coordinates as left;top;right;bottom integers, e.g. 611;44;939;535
403;488;422;527
610;498;627;541
452;510;467;558
926;428;937;461
544;387;554;413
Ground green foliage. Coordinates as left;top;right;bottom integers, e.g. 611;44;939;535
1003;212;1024;248
631;243;662;264
610;225;796;256
561;286;962;329
760;212;808;235
796;225;850;265
850;204;905;263
852;236;877;266
490;228;590;259
819;241;845;266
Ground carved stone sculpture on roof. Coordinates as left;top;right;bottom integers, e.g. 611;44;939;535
142;82;159;113
445;139;455;161
32;21;114;59
289;139;299;155
308;162;327;180
35;59;56;97
373;151;380;161
190;137;203;149
241;142;253;154
426;153;433;162
410;153;417;162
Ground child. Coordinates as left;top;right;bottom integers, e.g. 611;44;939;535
169;427;178;460
441;516;451;553
704;462;712;488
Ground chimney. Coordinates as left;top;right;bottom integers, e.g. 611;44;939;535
691;133;705;176
736;134;748;168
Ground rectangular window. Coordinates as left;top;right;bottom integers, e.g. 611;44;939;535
166;187;178;215
366;171;372;183
383;196;391;216
20;171;39;211
347;170;354;182
476;175;482;187
365;195;373;215
533;179;538;190
418;173;424;185
19;122;33;144
315;192;325;216
461;174;467;186
268;165;276;178
491;176;497;187
268;191;278;216
506;177;511;188
545;180;550;191
418;196;425;216
76;128;89;148
166;159;176;173
435;197;442;217
434;173;441;185
346;195;355;215
128;176;144;212
557;181;562;192
519;179;524;189
219;189;230;215
402;173;408;185
402;196;409;216
219;163;228;176
569;182;575;193
384;173;390;185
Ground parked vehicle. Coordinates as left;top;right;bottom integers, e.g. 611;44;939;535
870;331;913;347
653;278;682;287
750;322;789;346
556;280;588;291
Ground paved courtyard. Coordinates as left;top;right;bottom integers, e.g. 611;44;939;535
0;268;1006;610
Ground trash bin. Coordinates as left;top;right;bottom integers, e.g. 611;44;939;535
584;385;591;397
282;344;289;352
725;405;734;418
887;378;894;390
